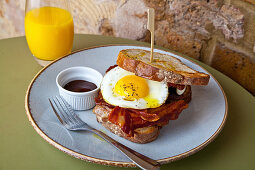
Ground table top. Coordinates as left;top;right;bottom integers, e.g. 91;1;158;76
0;34;254;170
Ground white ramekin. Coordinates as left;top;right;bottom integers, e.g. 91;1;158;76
56;66;103;110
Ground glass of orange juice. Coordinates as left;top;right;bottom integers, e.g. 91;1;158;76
25;0;74;66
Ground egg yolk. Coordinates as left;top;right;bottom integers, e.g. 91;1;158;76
114;75;149;100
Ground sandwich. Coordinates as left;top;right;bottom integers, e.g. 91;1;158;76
93;49;210;143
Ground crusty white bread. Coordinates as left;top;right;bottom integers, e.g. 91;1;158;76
116;49;210;85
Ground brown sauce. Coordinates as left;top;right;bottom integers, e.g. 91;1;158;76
63;80;97;92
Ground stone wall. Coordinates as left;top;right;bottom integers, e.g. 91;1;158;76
0;0;255;95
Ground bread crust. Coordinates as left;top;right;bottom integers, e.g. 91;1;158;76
117;49;210;85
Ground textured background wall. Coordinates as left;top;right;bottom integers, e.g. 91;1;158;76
0;0;255;95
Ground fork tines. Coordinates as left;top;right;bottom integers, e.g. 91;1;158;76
49;96;83;128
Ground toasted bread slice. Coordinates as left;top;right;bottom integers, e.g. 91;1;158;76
116;49;210;85
93;105;160;144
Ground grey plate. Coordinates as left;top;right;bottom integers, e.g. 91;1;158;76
25;45;228;167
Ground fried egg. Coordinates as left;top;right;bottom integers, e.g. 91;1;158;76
100;66;169;109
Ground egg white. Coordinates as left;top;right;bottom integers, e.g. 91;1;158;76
100;66;169;109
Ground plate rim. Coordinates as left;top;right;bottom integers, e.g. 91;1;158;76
25;44;228;167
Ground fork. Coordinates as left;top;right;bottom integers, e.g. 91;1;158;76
49;96;160;170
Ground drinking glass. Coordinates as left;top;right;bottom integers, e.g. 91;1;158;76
25;0;74;66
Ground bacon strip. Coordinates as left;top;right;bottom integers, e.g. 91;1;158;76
131;100;188;129
105;64;118;73
108;106;133;136
102;97;188;136
149;100;188;119
128;109;160;122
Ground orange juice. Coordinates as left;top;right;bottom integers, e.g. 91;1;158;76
25;7;74;61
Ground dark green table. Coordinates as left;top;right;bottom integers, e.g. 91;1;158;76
1;34;255;170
